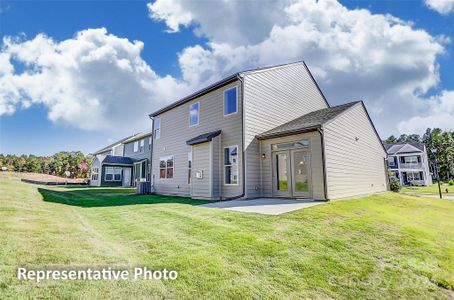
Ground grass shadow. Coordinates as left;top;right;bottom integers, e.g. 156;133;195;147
38;187;209;207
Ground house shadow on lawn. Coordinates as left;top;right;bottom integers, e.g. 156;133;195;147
38;187;209;207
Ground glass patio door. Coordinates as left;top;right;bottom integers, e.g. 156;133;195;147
290;150;311;198
272;151;291;197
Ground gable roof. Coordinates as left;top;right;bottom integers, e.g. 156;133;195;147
385;142;425;154
256;101;360;140
93;135;136;155
123;132;152;144
102;155;136;165
149;60;329;117
93;132;152;155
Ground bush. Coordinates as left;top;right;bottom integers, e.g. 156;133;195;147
389;177;401;192
449;180;454;186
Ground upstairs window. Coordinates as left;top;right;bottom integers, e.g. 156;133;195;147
159;156;174;179
224;87;237;116
140;139;144;152
388;156;396;167
224;146;238;185
154;118;161;139
189;102;200;126
133;141;139;152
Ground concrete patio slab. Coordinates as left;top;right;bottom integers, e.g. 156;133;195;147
200;198;326;215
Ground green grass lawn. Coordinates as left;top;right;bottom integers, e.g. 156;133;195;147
402;182;454;195
1;173;453;299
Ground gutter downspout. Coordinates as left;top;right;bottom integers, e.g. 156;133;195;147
317;127;329;201
221;75;246;201
148;115;155;192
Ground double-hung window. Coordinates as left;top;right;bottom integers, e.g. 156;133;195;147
154;118;161;139
189;102;200;126
224;87;237;116
105;167;121;181
188;152;192;184
91;167;99;181
159;156;174;179
140;139;144;152
133;141;139;152
224;146;238;185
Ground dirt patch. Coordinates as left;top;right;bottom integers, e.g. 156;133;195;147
19;172;87;184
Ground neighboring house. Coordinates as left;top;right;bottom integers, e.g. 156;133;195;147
122;132;152;186
149;61;388;200
90;132;152;187
385;142;432;186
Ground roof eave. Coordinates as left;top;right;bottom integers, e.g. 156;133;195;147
256;125;321;140
149;74;240;117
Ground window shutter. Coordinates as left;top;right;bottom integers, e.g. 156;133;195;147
420;171;424;180
417;156;421;163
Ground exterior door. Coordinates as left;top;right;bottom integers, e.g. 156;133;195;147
122;168;131;187
272;149;312;198
272;151;291;197
291;150;311;198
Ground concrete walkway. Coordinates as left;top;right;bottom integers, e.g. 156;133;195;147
200;198;326;215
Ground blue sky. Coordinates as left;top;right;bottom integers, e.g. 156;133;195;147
1;0;453;155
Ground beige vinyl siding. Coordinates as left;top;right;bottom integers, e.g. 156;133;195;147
152;81;243;198
211;136;221;198
191;142;211;199
323;103;387;199
243;62;329;198
260;132;325;200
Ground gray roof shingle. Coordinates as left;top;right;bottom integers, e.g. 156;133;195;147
102;155;136;165
384;142;425;154
256;101;360;139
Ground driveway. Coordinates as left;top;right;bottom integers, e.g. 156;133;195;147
200;198;326;215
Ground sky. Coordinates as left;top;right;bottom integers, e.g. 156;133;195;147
0;0;453;156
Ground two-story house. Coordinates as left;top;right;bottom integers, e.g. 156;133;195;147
385;141;432;186
149;61;388;200
90;132;152;187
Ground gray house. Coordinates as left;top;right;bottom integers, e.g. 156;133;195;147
385;142;432;186
149;61;388;200
90;132;152;187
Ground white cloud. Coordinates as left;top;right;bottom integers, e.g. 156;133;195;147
425;0;454;15
398;90;454;134
0;28;191;132
149;0;452;136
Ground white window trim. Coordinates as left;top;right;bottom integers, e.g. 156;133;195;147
223;145;239;186
159;155;174;179
154;118;161;140
223;86;238;117
105;166;122;181
188;102;200;127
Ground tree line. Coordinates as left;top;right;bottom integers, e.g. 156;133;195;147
0;151;92;178
383;128;454;180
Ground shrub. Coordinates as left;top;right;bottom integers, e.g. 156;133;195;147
449;180;454;186
389;176;401;192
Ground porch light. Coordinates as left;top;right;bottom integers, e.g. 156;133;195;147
261;153;266;159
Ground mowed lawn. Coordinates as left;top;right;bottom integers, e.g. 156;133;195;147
1;173;453;299
402;183;454;196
